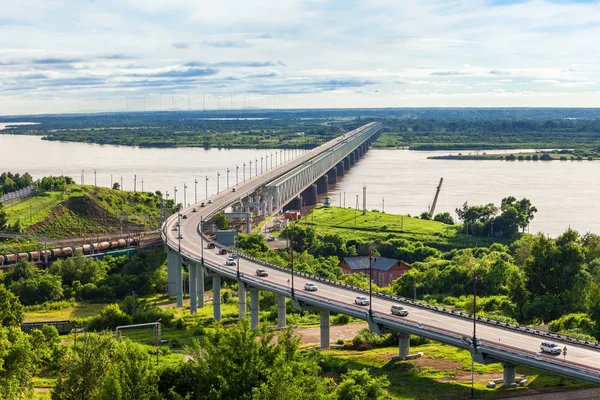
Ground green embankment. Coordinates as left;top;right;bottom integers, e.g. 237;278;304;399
3;185;162;239
302;206;505;249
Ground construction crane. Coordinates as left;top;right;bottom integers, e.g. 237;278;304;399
429;178;444;215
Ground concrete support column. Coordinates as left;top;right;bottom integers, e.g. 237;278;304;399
167;251;177;297
175;254;183;307
212;275;221;321
349;153;355;165
320;309;330;349
399;333;410;359
301;184;317;206
327;170;337;184
357;146;363;158
197;263;205;308
316;175;328;194
238;282;247;319
336;163;345;177
189;262;197;314
354;148;360;159
503;363;516;388
277;294;287;328
250;288;260;329
343;157;350;170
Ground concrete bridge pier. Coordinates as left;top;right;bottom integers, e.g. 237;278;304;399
343;157;350;170
349;153;355;165
166;250;177;297
503;363;516;388
317;175;328;194
277;294;287;328
320;309;330;349
284;196;303;211
238;282;247;319
197;262;205;308
175;256;183;307
213;275;221;321
250;288;260;329
357;147;363;158
328;169;337;184
189;262;197;314
399;333;410;359
336;162;345;177
302;184;318;206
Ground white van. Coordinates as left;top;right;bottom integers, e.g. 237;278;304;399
391;305;409;317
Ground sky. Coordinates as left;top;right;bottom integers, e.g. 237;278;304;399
1;0;600;115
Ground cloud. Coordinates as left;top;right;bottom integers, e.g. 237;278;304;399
431;71;471;76
246;71;281;79
184;60;285;68
148;67;219;78
171;42;189;49
32;58;83;64
201;40;252;48
489;69;511;75
100;54;135;60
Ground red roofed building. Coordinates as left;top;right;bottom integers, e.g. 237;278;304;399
339;256;411;287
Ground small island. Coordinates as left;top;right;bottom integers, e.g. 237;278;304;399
429;150;598;161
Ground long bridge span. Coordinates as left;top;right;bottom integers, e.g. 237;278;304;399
162;122;600;387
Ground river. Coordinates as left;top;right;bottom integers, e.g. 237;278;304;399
1;133;598;237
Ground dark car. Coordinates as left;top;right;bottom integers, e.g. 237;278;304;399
219;248;227;255
207;243;216;249
256;269;268;277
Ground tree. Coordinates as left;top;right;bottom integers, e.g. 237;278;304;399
49;253;108;286
0;285;24;327
335;369;389;400
214;213;229;230
113;182;120;190
0;327;36;400
433;212;454;225
0;202;8;230
420;212;432;220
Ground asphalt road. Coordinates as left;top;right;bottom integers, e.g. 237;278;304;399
164;122;600;378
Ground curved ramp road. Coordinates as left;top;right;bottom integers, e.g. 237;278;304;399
163;122;600;386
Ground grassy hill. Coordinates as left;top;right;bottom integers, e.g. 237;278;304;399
303;206;512;250
3;185;163;238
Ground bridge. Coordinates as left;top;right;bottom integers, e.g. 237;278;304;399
162;122;600;388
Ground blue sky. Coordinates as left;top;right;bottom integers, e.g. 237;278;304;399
1;0;599;115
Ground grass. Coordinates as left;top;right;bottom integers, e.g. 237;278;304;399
428;151;596;161
303;206;508;249
321;342;591;400
24;302;107;322
5;190;70;227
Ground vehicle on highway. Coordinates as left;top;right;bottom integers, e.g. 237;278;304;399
200;202;206;207
208;199;213;204
266;234;275;242
192;208;197;212
304;282;318;291
171;225;178;231
225;257;236;266
207;243;215;249
391;305;409;316
540;341;561;355
232;188;237;192
355;295;370;306
182;215;188;219
219;248;227;255
256;269;268;277
177;233;184;239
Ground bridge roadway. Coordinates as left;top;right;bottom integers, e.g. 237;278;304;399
163;125;600;386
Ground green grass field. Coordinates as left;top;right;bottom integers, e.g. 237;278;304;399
303;206;507;249
24;302;107;323
4;190;71;227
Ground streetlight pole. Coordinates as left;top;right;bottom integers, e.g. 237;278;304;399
290;238;295;298
177;212;181;253
227;168;230;189
369;248;374;318
217;172;220;194
471;269;483;399
243;163;246;182
270;153;273;169
183;184;187;207
205;176;208;199
236;165;239;185
261;156;263;173
249;161;252;178
194;179;198;204
236;237;240;279
255;158;258;176
174;186;178;206
275;151;278;167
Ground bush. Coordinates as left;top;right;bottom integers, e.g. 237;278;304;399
333;314;350;325
352;328;386;347
88;304;132;331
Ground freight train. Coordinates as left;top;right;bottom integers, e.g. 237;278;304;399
0;238;139;268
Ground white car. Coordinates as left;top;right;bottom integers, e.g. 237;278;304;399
225;257;236;266
177;233;183;239
540;341;561;355
304;282;318;291
355;295;370;306
391;305;409;317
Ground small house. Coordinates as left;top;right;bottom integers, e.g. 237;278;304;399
339;256;411;286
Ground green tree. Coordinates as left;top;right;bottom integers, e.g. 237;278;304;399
420;212;432;220
335;369;389;400
49;253;109;286
433;212;454;225
0;202;8;230
214;213;230;230
0;285;24;327
113;182;120;190
0;327;36;400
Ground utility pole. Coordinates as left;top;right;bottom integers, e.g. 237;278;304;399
236;165;239;185
142;180;144;192
81;169;84;185
205;176;209;199
174;186;177;205
217;172;220;194
94;170;97;186
270;153;273;169
362;185;367;216
134;174;137;192
227;169;230;189
369;248;375;318
249;161;252;178
194;179;198;204
255;158;258;176
261;157;263;173
120;176;123;191
243;163;246;182
184;183;187;206
382;197;385;213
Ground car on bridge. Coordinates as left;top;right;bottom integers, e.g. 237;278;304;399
256;269;268;277
354;295;370;306
192;208;197;212
225;257;236;266
232;188;236;192
540;341;561;355
207;243;215;249
304;282;318;291
177;233;183;239
219;248;227;255
200;202;205;207
182;215;188;219
391;305;409;316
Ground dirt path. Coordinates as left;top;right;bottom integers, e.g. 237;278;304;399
295;322;367;346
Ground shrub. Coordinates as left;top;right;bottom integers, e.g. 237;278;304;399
333;314;350;325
